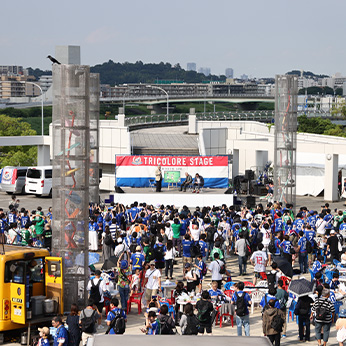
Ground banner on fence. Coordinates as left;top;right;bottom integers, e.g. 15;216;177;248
115;155;229;188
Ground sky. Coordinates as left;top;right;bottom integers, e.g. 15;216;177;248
2;0;346;78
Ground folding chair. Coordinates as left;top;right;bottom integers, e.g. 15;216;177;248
149;179;156;191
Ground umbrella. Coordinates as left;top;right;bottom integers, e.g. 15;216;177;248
101;256;119;270
274;256;293;278
288;278;315;297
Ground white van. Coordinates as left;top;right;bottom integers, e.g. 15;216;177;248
25;166;52;197
0;166;28;194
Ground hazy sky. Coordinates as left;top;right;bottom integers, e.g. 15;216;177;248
2;0;345;78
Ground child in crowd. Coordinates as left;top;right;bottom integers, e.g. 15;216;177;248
313;272;324;288
141;311;159;335
336;309;346;346
312;255;323;275
37;327;50;346
194;254;206;293
130;268;141;296
331;272;341;291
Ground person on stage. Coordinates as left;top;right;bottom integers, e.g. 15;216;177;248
155;165;162;192
193;173;204;193
180;172;193;192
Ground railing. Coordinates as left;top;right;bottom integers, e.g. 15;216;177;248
124;110;337;128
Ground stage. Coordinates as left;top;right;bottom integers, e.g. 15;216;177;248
110;187;234;208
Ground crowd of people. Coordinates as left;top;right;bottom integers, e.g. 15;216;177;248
4;193;346;345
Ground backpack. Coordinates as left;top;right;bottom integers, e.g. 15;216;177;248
235;292;247;317
270;310;284;332
158;316;175;335
197;305;211;323
315;301;329;321
154;245;165;261
106;310;126;334
190;241;201;258
146;247;156;262
268;238;276;254
81;309;97;334
104;234;113;246
267;273;276;291
89;279;101;303
129;238;138;253
206;227;215;242
306;240;313;254
184;315;200;335
217;260;226;274
200;261;207;276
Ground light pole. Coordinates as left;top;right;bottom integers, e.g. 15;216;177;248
147;85;169;120
21;81;44;136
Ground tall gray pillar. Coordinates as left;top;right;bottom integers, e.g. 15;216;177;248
89;73;100;204
52;65;90;310
274;75;298;211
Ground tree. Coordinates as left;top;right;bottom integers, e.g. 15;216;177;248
0;114;37;167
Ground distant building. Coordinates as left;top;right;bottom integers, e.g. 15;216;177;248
225;68;234;78
0;75;39;98
199;67;211;76
187;62;196;72
0;65;28;76
39;75;53;92
240;74;248;81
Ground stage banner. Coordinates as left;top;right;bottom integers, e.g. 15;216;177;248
115;155;229;188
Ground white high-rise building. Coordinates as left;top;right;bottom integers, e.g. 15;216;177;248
225;68;234;78
187;62;196;71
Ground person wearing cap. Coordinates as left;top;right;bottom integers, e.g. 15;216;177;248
130;246;145;272
117;252;131;310
336;308;346;346
114;236;130;261
327;229;341;262
144;260;161;302
37;326;50;346
311;287;335;346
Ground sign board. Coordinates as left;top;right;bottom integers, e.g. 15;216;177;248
164;171;180;183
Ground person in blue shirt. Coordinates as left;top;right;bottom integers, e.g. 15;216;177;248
199;234;208;262
259;288;281;310
208;281;229;303
330;272;341;291
298;231;308;274
130;247;145;272
304;224;316;267
106;297;127;334
274;213;284;233
195;254;206;293
182;234;192;277
273;233;281;257
312;255;323;275
307;211;317;230
293;214;305;233
141;311;159;335
280;235;293;263
231;281;252;336
52;315;68;346
19;210;30;229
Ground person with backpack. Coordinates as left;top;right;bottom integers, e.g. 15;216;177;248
86;270;107;316
231;281;252;336
311;288;335;346
79;299;100;345
294;295;314;342
52;315;69;346
180;303;199;335
156;304;175;334
235;232;248;276
105;298;127;335
117;255;131;311
262;299;285;346
275;279;289;338
154;235;166;270
102;226;114;261
195;290;214;335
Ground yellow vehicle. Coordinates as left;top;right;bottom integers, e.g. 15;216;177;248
0;245;63;331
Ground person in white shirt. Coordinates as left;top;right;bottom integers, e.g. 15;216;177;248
114;237;130;260
144;260;161;302
260;223;272;251
250;243;268;284
190;223;201;241
207;252;223;288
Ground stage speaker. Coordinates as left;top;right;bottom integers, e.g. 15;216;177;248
224;187;233;194
246;195;256;208
245;169;254;180
115;186;125;193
